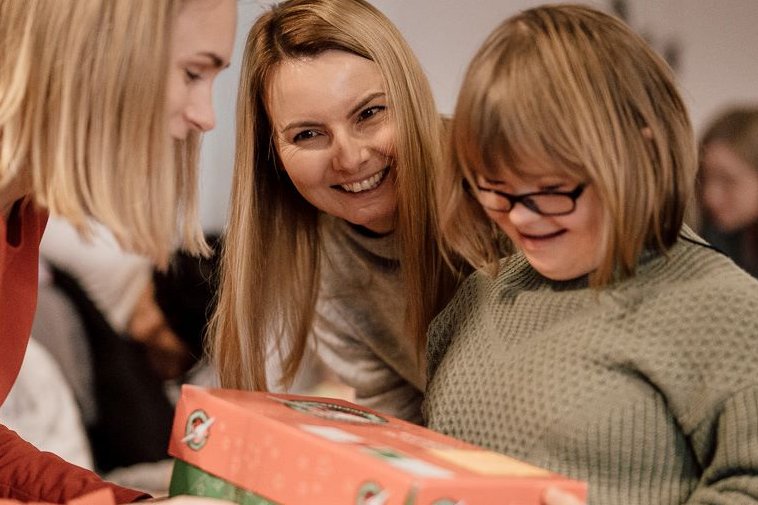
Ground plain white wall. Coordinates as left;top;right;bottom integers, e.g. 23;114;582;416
199;0;758;231
642;0;758;132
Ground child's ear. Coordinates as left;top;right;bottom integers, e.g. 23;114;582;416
641;126;654;139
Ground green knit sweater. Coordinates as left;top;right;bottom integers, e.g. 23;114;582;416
425;234;758;504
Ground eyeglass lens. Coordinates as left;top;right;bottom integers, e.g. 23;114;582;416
475;184;584;216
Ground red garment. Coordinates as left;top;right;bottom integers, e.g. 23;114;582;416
0;488;116;505
0;200;148;504
0;199;46;403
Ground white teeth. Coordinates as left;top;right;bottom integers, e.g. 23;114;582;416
340;169;386;193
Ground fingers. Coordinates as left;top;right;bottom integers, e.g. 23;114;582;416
542;487;587;505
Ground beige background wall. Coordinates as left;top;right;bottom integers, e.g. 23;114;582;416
199;0;758;231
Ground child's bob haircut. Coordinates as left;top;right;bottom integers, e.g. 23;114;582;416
440;4;697;286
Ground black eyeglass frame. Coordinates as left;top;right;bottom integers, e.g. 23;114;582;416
468;181;587;216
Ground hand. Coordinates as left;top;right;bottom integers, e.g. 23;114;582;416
542;487;587;505
154;497;234;505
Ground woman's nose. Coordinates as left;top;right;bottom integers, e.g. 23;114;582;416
333;131;368;173
186;86;216;133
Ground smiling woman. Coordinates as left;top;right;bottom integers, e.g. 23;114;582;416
210;0;460;424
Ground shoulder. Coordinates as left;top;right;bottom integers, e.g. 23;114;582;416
627;242;758;357
426;254;533;380
429;253;537;336
662;242;758;314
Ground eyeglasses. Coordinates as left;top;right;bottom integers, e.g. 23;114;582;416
467;181;586;216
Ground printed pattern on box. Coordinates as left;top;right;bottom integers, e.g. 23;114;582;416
168;385;586;505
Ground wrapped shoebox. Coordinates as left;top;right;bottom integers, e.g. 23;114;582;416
168;385;586;504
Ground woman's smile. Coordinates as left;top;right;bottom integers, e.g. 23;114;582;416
335;166;391;193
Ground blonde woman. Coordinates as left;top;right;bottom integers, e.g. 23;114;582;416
0;0;235;503
211;0;459;423
426;4;758;505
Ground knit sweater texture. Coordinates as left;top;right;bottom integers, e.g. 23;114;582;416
425;233;758;504
313;215;424;423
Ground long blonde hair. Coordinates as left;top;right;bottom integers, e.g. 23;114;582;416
0;0;205;266
211;0;455;390
440;4;696;285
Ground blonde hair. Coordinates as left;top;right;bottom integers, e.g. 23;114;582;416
0;0;206;266
440;4;696;285
211;0;455;390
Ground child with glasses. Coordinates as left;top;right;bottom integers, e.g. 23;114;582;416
424;5;758;505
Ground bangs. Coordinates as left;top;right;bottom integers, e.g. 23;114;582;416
445;4;696;285
452;20;587;185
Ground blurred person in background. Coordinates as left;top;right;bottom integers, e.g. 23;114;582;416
28;220;223;487
698;106;758;278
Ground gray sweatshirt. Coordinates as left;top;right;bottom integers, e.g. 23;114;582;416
313;214;424;424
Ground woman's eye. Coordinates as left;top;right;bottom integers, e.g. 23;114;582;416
293;130;320;143
358;105;386;122
185;69;201;82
